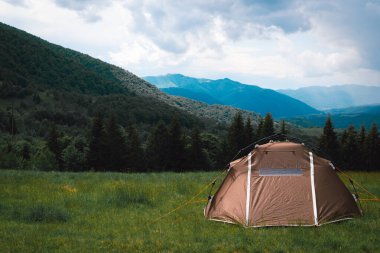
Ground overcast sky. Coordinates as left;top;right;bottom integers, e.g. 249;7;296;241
1;0;380;89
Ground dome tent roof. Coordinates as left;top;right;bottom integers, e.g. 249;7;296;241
204;141;361;227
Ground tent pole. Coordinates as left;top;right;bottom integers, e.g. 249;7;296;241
349;178;364;215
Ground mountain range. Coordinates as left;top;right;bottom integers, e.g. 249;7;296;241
278;85;380;110
144;74;319;118
286;104;380;129
145;74;380;129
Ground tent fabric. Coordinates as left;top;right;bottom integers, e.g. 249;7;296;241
204;141;361;227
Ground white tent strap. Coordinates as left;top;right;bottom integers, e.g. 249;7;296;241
309;152;318;226
245;152;252;226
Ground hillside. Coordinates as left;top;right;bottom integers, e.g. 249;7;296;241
162;87;222;105
144;74;319;118
0;22;259;137
279;85;380;110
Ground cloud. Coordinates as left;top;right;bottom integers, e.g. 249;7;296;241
106;0;380;88
0;0;379;88
122;0;309;53
296;48;362;77
53;0;112;22
3;0;26;6
306;0;380;70
54;0;106;11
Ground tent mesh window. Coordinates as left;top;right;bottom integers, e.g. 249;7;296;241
259;168;303;176
259;150;303;176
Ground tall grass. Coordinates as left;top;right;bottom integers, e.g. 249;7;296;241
25;204;70;223
105;182;156;207
0;170;379;252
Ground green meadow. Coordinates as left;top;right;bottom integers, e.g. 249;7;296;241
0;170;379;253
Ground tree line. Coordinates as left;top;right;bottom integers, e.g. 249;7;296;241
2;111;379;172
42;112;278;172
224;113;380;171
42;113;212;172
319;116;380;171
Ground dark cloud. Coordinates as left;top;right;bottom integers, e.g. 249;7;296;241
123;0;310;54
124;1;205;54
304;0;380;70
3;0;27;6
53;0;110;22
225;0;311;33
54;0;104;11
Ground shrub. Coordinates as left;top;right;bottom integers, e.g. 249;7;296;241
108;184;154;207
26;204;69;223
62;143;86;171
0;151;21;169
30;149;59;171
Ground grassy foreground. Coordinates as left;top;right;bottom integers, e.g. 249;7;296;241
0;170;379;252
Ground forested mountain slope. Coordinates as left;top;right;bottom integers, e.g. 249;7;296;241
0;22;258;137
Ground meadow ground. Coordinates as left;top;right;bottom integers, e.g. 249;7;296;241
0;170;379;252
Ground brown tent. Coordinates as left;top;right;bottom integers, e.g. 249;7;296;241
204;141;361;227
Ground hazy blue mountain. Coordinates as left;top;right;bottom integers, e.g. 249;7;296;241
278;85;380;110
144;74;320;118
287;104;380;129
326;104;380;114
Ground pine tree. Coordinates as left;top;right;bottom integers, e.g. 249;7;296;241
187;128;210;171
256;116;264;139
365;124;380;171
262;113;275;137
46;124;63;170
319;116;340;164
32;93;41;104
280;119;287;135
104;116;128;172
87;113;107;171
167;118;186;171
357;125;366;170
125;125;143;171
7;111;18;135
216;139;230;169
21;142;30;160
227;112;245;157
243;117;255;147
146;121;170;171
340;125;358;170
200;133;220;169
62;143;85;171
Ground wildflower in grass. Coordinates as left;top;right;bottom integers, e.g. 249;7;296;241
62;184;77;193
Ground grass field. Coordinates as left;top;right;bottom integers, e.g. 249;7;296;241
0;170;379;252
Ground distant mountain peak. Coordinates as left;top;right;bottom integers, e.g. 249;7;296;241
144;74;320;118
